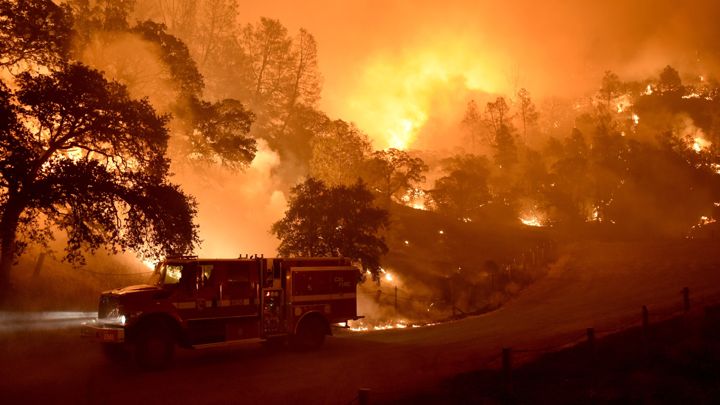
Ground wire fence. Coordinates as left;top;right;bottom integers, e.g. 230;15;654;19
351;286;720;404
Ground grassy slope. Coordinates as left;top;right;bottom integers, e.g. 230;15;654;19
345;235;720;402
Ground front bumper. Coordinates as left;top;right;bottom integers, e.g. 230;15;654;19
81;320;125;343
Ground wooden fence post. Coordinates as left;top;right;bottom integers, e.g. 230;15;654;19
502;347;512;396
394;286;398;312
358;388;370;405
586;327;595;352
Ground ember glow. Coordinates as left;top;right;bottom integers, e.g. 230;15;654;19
519;210;546;227
400;188;428;210
614;94;632;113
379;267;397;283
692;136;711;153
520;216;544;227
346;319;431;332
698;216;716;226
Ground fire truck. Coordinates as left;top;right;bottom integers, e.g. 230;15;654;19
82;256;361;368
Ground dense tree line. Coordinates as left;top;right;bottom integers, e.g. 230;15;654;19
430;67;720;236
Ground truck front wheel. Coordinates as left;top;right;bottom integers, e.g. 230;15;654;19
135;323;175;370
291;316;326;350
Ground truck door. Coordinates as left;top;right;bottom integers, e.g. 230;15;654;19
175;262;226;344
189;261;261;344
168;262;201;319
219;261;261;341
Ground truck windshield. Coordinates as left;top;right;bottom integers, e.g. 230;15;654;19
151;263;184;286
149;264;163;285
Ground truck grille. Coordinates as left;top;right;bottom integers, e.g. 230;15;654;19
98;295;117;318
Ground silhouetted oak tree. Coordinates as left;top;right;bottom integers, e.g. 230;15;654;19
0;1;200;297
0;63;199;296
271;178;389;274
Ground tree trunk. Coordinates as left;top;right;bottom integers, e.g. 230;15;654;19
0;199;23;303
0;225;17;303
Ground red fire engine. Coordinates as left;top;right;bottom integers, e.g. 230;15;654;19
82;256;361;368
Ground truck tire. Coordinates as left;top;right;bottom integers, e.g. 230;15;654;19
291;316;326;350
135;322;175;370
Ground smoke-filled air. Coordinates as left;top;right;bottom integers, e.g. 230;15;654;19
2;1;720;403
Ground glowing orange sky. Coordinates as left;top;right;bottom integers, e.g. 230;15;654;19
238;0;718;149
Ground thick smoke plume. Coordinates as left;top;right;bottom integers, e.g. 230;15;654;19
74;24;288;258
239;0;720;149
175;141;286;258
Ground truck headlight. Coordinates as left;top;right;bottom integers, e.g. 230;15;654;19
103;306;127;326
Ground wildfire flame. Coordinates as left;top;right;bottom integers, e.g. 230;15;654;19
346;319;432;332
614;94;632;113
681;92;713;101
692;136;711;153
379;267;398;284
519;208;546;227
519;215;544;227
698;216;716;226
341;40;503;149
400;188;427;210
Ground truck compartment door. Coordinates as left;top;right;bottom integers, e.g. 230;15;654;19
261;288;286;336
